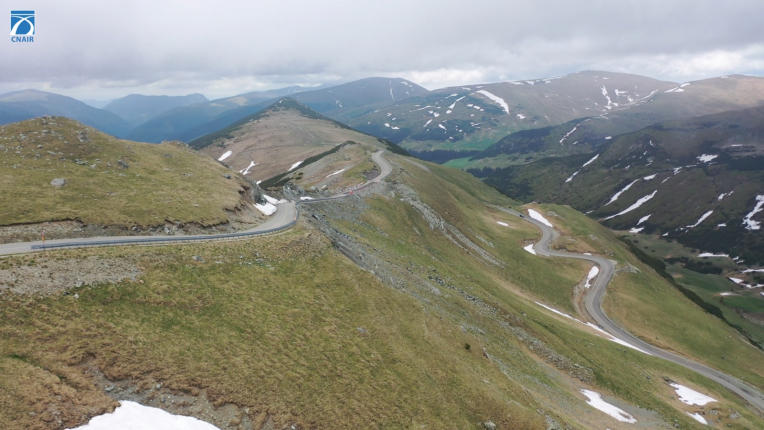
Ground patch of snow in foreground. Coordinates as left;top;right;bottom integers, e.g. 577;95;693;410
669;383;716;406
299;196;314;201
475;90;510;114
743;268;764;273
496;221;509;227
686;210;713;229
584;266;599;288
326;168;346;178
699;252;729;258
603;190;657;221
637;214;651;225
696;154;718;163
742;195;764;231
254;202;277;216
629;227;644;233
580;389;637;423
288;160;303;171
217;150;232;161
527;209;553;227
687;412;708;425
523;244;536;255
604;179;639;206
66;400;219;430
643;174;657;180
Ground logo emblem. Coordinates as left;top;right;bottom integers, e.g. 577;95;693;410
10;10;34;42
10;10;34;35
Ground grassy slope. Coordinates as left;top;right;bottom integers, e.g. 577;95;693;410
0;117;249;227
623;233;764;348
0;155;762;428
533;204;764;387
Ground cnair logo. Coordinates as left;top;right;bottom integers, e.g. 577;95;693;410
10;10;34;42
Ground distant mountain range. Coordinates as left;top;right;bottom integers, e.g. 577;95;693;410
103;93;208;126
0;90;130;137
474;106;764;263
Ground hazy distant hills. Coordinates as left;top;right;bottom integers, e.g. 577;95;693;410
125;86;306;142
476;106;764;263
0;90;130;137
103;93;208;126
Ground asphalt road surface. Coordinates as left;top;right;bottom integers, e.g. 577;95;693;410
0;150;391;256
495;206;764;414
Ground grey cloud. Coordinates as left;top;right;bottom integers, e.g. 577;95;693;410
1;0;763;98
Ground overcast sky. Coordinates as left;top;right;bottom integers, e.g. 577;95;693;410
3;0;764;101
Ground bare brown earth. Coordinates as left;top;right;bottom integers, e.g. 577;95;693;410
200;107;382;182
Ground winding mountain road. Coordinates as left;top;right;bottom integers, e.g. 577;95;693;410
497;206;764;414
0;150;391;256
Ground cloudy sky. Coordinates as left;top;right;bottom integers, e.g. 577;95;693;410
3;0;764;100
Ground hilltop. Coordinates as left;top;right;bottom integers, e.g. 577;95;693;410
0;117;263;242
191;98;394;189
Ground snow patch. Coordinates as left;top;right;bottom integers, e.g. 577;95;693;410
717;191;733;201
535;301;575;320
523;244;536;255
697;154;718;163
604;179;639;206
637;214;651;225
66;400;220;430
288;160;303;171
527;209;553;227
262;194;286;205
217;150;232;161
299;196;314;201
686;210;713;229
584;266;599;288
603;190;657;221
580;389;637;423
582;154;599;168
642;174;656;180
669;383;716;406
687;412;708;425
516;113;526;119
475;90;510;114
600;86;617;110
698;252;729;258
239;161;257;175
254;202;277;216
326;168;346;178
629;227;644;233
496;221;509;227
559;125;578;144
742;195;764;231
